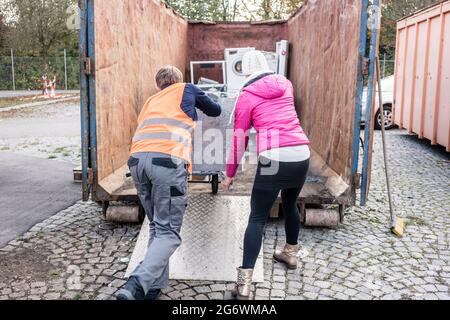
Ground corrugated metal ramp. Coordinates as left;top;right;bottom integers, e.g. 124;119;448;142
125;194;264;282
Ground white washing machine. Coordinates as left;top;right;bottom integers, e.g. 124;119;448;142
224;47;255;92
276;40;289;77
224;42;289;92
263;51;279;74
264;41;289;77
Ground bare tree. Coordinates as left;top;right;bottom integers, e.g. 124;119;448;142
165;0;303;21
6;0;76;73
381;0;441;59
0;13;8;51
255;0;302;20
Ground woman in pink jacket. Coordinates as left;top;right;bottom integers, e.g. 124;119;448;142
223;51;310;300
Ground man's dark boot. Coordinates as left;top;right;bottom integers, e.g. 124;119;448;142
116;276;145;300
144;289;161;300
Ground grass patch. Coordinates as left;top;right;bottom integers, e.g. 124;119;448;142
0;146;10;151
54;147;74;157
407;216;428;226
54;147;67;153
0;95;50;109
49;270;60;277
48;154;57;159
92;289;100;298
365;216;382;225
73;292;82;300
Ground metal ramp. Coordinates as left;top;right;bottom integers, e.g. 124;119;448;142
125;194;264;283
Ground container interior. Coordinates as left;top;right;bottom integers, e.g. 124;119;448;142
92;0;363;204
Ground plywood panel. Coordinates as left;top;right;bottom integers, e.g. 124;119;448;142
94;0;188;181
287;0;362;186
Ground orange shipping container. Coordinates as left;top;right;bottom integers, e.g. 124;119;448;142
394;0;450;151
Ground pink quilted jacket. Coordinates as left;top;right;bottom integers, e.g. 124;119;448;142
226;74;310;178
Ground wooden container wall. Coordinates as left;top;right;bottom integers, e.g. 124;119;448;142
93;0;189;181
287;0;363;186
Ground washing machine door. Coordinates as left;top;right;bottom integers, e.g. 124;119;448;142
227;54;248;91
225;47;255;92
232;58;243;76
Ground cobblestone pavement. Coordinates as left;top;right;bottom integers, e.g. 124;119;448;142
0;129;448;300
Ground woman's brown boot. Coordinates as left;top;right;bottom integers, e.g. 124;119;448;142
273;244;298;269
230;267;253;300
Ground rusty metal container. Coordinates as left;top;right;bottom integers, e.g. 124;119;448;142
393;0;450;151
79;0;381;212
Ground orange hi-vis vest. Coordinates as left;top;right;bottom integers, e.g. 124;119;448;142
130;83;196;171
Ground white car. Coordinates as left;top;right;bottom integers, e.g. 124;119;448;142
361;75;395;130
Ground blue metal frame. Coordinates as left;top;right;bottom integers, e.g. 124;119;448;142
79;0;90;201
87;0;98;197
360;0;381;206
79;0;97;201
352;0;369;177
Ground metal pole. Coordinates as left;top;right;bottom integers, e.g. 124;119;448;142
11;48;15;91
376;56;396;228
64;49;68;90
382;53;386;78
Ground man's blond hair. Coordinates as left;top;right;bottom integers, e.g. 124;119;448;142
155;65;183;89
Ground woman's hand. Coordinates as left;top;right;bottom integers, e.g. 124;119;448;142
222;176;234;192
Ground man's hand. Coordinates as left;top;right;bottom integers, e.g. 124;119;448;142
222;176;234;192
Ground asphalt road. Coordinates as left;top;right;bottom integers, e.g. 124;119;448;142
0;101;80;139
0;152;81;247
0;101;82;247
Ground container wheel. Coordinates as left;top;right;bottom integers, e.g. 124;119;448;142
339;204;346;224
211;174;219;194
101;201;109;216
138;204;145;223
